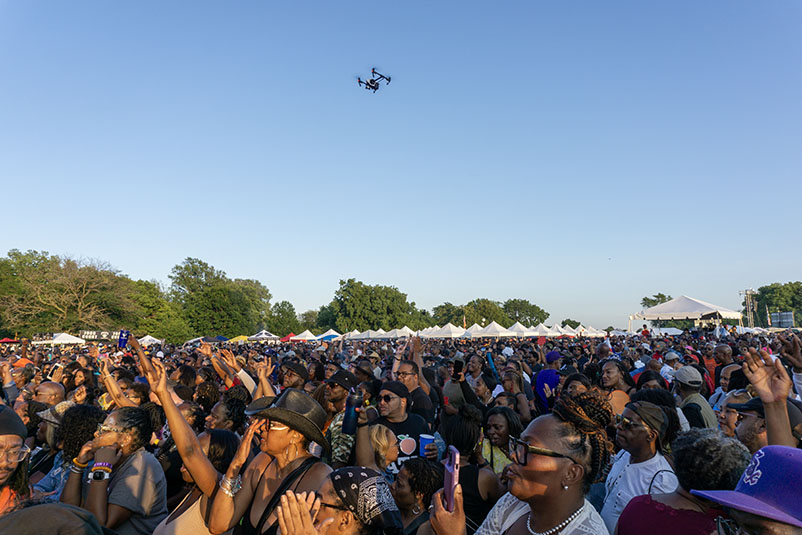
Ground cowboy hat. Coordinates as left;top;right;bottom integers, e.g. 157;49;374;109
245;389;329;453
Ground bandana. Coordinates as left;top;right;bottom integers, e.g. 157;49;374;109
330;467;403;531
627;401;670;452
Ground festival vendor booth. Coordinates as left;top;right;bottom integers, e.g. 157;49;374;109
628;295;743;331
31;333;86;345
316;329;342;341
279;333;296;342
508;322;534;337
289;330;318;341
477;321;515;338
249;330;280;344
426;323;466;339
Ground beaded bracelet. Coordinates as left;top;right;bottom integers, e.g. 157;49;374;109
93;462;113;471
219;475;242;498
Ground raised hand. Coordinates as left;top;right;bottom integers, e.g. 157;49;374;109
742;347;792;404
220;348;241;372
276;491;332;535
430;485;467;535
150;359;169;395
198;342;213;359
779;334;802;372
228;420;263;475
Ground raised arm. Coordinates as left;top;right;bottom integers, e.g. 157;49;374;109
150;359;223;496
411;337;431;395
353;407;376;469
127;335;155;379
98;359;137;408
742;347;797;448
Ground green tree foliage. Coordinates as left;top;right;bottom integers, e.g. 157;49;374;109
749;282;802;327
324;279;428;332
463;299;511;327
269;300;301;337
298;309;319;333
641;293;672;309
130;280;192;344
502;298;549;326
432;302;464;327
168;258;273;337
0;249;140;335
561;318;581;329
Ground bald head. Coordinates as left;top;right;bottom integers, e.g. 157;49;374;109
646;358;663;373
714;344;733;365
34;381;65;406
720;363;741;392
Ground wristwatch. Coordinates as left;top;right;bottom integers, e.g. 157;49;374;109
91;470;111;481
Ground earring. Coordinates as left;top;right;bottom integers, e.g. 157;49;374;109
562;484;569;490
412;504;422;515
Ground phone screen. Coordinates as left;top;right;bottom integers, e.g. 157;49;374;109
452;360;464;379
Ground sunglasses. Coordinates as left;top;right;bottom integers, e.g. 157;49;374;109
313;491;350;512
378;394;398;404
615;414;647;431
97;423;124;434
509;436;580;466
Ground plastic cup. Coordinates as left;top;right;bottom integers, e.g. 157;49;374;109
419;434;434;456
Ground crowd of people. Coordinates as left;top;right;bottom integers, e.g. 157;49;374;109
0;327;801;535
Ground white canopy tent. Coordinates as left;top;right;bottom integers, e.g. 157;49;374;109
316;329;342;340
507;322;533;337
342;330;361;340
369;329;388;340
137;335;163;346
290;330;318;341
629;295;742;331
530;323;553;337
52;333;86;345
561;325;578;336
477;321;515;338
428;323;466;339
397;326;416;338
248;330;279;341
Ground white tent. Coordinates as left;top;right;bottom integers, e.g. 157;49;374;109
137;335;163;346
547;324;569;337
429;323;466;339
316;329;342;340
397;326;416;338
290;330;318;341
507;322;533;337
530;323;553;337
561;324;578;337
418;326;439;337
369;329;388;340
477;321;515;338
52;333;86;345
248;330;279;341
343;330;361;340
630;295;742;330
586;326;608;338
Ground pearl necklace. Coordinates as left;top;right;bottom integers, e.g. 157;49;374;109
525;504;584;535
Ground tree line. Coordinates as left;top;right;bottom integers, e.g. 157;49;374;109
0;250;558;343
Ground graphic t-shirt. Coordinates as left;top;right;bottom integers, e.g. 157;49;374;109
374;413;429;475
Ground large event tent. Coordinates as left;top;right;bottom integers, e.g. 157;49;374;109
249;330;279;341
477;321;514;337
629;295;742;331
428;323;466;338
316;329;342;341
507;322;532;337
32;333;86;345
290;330;318;341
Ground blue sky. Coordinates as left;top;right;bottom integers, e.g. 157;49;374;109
2;1;801;328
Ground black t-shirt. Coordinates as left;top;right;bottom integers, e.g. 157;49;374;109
409;387;434;427
374;413;429;475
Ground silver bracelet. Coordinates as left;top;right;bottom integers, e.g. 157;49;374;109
219;475;242;498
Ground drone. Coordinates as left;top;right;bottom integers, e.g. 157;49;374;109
357;68;391;93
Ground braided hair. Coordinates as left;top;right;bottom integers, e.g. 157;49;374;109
551;390;615;493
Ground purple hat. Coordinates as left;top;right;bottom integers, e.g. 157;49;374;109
545;351;562;364
691;446;802;528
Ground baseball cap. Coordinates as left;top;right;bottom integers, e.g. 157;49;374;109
281;362;309;382
673;365;702;387
545;351;562;364
664;351;680;362
692;446;802;528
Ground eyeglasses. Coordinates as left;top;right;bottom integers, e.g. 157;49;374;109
509;437;580;466
313;492;350;512
378;394;398;404
96;423;124;434
615;414;647;431
396;371;416;378
0;444;30;463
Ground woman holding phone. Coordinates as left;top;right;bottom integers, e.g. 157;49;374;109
429;390;614;535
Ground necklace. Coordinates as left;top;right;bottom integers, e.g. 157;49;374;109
526;504;584;535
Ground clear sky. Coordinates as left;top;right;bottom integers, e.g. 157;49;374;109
2;1;801;328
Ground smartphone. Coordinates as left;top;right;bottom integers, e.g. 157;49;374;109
451;360;464;380
444;445;460;512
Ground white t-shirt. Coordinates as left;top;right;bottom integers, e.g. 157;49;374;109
600;450;678;533
477;493;608;535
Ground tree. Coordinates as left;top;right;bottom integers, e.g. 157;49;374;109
432;302;464;327
169;258;226;305
641;293;672;309
502;299;549;326
298;309;319;333
269;301;301;337
561;318;581;329
750;282;802;327
131;280;192;344
0;250;141;334
231;278;272;330
325;279;425;332
463;299;511;327
184;283;255;337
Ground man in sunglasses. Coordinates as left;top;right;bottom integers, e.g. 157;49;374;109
374;381;431;475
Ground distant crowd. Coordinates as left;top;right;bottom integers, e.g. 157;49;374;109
0;326;801;535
